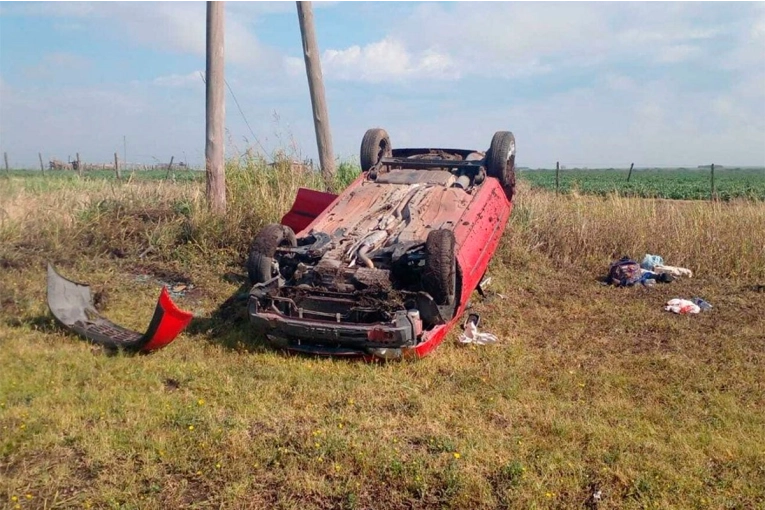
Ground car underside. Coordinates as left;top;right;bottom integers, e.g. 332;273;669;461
248;129;516;359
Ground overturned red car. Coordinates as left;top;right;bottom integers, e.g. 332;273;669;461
247;129;516;360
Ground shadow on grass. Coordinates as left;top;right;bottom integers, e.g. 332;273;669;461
184;278;272;354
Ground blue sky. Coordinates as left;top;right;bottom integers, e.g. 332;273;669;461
1;1;764;169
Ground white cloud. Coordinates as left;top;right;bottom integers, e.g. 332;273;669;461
320;38;458;83
655;44;701;64
316;2;752;82
152;71;205;88
3;2;281;69
8;2;98;17
23;52;90;80
108;3;269;67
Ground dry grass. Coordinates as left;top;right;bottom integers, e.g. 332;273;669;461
1;169;764;509
511;183;765;279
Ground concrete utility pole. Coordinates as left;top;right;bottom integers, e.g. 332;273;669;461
296;1;335;186
206;1;226;214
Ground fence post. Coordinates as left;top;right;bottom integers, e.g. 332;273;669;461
627;162;634;182
114;152;121;181
3;152;8;172
39;153;45;175
165;156;175;179
711;163;716;201
555;161;560;195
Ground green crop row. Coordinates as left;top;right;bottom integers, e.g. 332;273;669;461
519;167;765;201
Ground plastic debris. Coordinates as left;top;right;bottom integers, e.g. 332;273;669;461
692;297;713;311
641;254;665;271
664;298;701;314
457;321;499;345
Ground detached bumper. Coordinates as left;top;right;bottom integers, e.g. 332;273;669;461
248;299;416;357
47;263;193;353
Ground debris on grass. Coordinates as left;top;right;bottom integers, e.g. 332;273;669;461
692;297;713;311
664;298;701;314
457;320;498;345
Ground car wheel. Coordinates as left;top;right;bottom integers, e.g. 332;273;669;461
486;131;516;200
423;229;456;306
360;128;392;172
247;224;297;285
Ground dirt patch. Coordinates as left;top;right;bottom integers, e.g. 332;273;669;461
163;378;181;391
131;263;193;285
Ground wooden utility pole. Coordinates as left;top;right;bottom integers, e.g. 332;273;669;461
114;152;121;180
39;152;45;175
76;152;82;176
3;152;8;172
627;162;634;182
555;161;560;194
206;1;226;214
296;1;335;186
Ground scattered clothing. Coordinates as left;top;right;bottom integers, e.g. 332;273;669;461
641;254;665;271
608;256;690;287
664;298;701;314
640;269;674;284
654;265;693;279
608;257;642;287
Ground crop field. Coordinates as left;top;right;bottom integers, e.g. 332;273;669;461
1;164;764;509
3;168;205;184
519;167;765;200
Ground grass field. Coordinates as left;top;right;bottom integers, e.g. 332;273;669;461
10;164;765;201
1;163;764;509
520;167;765;201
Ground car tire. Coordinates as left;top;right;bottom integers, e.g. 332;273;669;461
423;229;457;306
360;128;392;172
247;224;297;285
486;131;516;200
